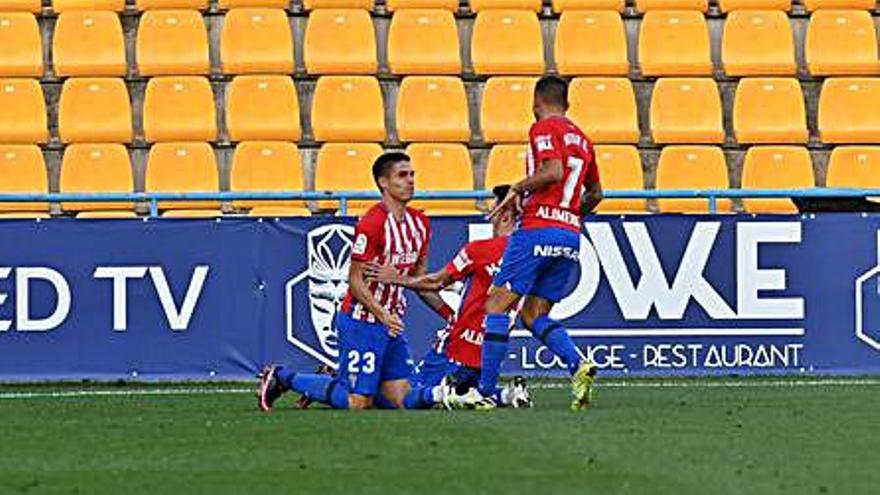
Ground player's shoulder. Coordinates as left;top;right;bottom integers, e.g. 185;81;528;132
356;203;388;230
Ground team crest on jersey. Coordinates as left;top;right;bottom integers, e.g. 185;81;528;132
285;224;354;368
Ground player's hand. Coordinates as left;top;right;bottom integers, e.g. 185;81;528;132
487;186;521;221
381;311;405;337
363;261;399;284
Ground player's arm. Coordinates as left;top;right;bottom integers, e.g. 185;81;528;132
349;260;404;335
511;158;564;195
411;254;456;322
364;262;454;291
580;180;603;216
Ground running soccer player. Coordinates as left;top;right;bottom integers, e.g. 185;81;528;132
468;75;604;411
363;185;532;409
258;152;454;411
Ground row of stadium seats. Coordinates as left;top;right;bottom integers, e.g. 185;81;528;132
0;0;875;13
2;75;878;145
1;9;878;78
1;142;878;217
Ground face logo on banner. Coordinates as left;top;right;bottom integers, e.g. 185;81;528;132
285;224;354;367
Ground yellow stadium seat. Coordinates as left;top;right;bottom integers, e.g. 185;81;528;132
635;0;707;12
0;213;50;218
803;0;874;11
386;0;458;10
53;11;126;77
137;0;209;10
718;0;791;11
818;78;880;144
226;75;300;142
220;8;293;75
58;78;132;144
741;146;814;213
313;143;383;214
53;0;125;11
826;146;880;187
806;11;880;76
552;0;625;12
650;78;724;144
470;0;541;12
311;76;385;142
656;146;731;213
136;10;209;76
568;77;639;144
218;0;285;8
146;142;219;211
0;79;46;144
0;145;47;212
722;11;796;76
593;145;646;213
733;78;807;144
230;141;307;213
0;0;41;13
471;11;544;76
161;209;222;218
485;144;526;190
60;143;133;212
143;76;216;142
304;9;377;75
0;13;42;77
396;76;470;143
387;10;461;75
555;11;628;76
76;211;138;218
406;143;478;215
303;0;373;8
639;11;712;77
480;77;536;144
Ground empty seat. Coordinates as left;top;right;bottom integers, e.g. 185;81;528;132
481;77;536;144
0;145;47;213
722;11;796;76
304;9;377;75
53;11;126;77
806;10;880;76
552;0;625;12
635;0;707;12
226;75;300;142
0;13;42;77
313;143;383;214
311;76;385;142
656;146;731;213
58;78;132;143
470;0;542;11
386;0;459;9
0;79;47;144
639;11;712;76
217;0;286;8
53;0;125;11
136;10;209;76
567;77;639;144
826;146;880;187
818;78;880;144
406;143;478;215
143;76;217;142
220;8;293;75
60;143;133;212
740;146;814;213
593;145;646;213
0;0;41;12
803;0;874;11
718;0;791;11
387;10;461;75
733;78;807;144
471;11;544;76
650;78;724;144
555;11;628;76
146;142;219;211
485;144;526;190
230;141;309;215
302;0;373;8
396;77;470;143
137;0;210;9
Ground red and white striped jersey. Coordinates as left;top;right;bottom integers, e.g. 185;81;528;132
341;202;431;323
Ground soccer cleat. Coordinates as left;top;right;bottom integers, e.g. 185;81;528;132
473;394;498;411
257;364;287;412
442;383;484;411
504;376;534;409
570;361;598;411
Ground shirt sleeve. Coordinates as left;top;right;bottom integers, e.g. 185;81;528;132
530;121;564;164
583;142;600;185
350;215;383;263
444;243;476;282
417;213;431;259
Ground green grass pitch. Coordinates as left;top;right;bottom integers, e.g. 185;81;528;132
1;377;878;495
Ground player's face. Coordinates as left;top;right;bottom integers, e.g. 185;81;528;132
382;161;415;203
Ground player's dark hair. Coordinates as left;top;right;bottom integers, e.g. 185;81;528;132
372;152;411;191
535;75;569;110
492;184;511;204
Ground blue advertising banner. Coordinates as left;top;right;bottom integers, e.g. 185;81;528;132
0;214;879;381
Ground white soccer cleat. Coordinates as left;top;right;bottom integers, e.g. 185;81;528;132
441;382;484;410
502;376;534;409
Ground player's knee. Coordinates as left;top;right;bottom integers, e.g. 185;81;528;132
348;394;372;410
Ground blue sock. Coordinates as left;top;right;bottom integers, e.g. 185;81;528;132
374;394;398;409
289;372;349;409
402;385;438;409
478;313;511;396
275;366;297;388
532;315;582;375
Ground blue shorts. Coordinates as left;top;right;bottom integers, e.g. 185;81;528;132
493;227;580;303
336;312;414;397
410;346;480;391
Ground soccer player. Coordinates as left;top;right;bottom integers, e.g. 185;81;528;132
470;75;604;411
363;184;532;409
258;152;455;411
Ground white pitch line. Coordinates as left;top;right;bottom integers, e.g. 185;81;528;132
1;378;879;400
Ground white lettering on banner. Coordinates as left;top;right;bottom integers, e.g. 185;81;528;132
736;223;804;319
15;267;71;332
93;267;148;331
0;267;10;331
